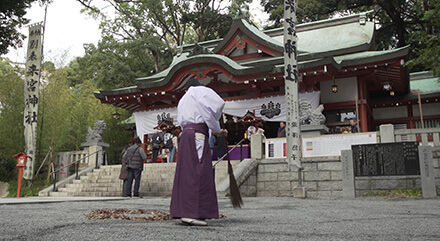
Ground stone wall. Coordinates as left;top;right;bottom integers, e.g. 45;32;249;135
242;156;343;198
240;146;440;197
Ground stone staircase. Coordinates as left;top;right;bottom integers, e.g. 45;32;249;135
43;161;240;197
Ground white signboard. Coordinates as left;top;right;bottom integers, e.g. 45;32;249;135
301;132;378;158
265;138;287;159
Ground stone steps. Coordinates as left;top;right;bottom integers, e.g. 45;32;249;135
47;161;238;197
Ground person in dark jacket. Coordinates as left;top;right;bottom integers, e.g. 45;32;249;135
119;143;131;197
151;130;162;163
350;119;359;133
124;137;147;197
277;122;286;137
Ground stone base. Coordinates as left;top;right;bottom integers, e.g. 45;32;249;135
0;181;9;198
300;125;329;137
81;142;110;148
293;186;307;198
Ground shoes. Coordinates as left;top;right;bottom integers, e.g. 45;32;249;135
133;195;142;198
181;218;208;226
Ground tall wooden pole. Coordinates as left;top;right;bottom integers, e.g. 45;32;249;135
283;0;301;171
418;89;424;128
355;95;360;132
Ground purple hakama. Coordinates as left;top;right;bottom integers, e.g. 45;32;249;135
170;123;219;219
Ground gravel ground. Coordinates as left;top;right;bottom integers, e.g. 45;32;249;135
1;196;439;241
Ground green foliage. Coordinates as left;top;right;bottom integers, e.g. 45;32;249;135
0;158;16;182
66;37;160;89
0;58;25;182
0;0;51;55
407;0;440;76
361;188;423;198
7;178;51;197
261;0;343;28
361;187;440;198
0;58;132;185
74;0;252;90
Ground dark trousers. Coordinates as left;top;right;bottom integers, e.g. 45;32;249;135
125;168;142;197
152;148;160;162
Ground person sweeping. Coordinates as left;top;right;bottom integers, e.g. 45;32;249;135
170;78;228;226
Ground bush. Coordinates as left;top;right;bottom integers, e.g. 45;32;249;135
361;187;440;198
7;178;51;197
0;157;16;182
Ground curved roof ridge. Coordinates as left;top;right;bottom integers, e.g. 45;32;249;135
136;54;272;89
213;18;283;54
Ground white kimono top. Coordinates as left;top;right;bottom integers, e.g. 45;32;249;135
177;86;225;159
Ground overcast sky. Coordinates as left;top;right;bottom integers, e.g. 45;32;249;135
3;0;268;67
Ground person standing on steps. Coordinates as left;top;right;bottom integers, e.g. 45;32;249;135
124;137;147;197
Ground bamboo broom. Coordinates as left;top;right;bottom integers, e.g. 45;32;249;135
219;117;243;209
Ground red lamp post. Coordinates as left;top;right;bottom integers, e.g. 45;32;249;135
13;152;31;198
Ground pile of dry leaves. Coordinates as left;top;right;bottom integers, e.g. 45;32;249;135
84;209;226;221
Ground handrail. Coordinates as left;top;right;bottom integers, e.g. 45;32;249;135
49;150;102;175
50;149;105;192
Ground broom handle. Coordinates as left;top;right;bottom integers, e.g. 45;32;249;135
213;138;245;167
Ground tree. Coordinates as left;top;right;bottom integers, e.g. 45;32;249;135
0;58;25;181
68;0;251;89
66;36;163;89
0;0;51;55
35;62;132;178
261;0;343;28
407;0;440;75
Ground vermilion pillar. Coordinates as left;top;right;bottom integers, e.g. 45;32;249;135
357;78;369;132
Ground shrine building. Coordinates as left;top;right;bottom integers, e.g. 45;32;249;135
94;12;440;141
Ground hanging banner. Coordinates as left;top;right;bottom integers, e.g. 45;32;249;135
23;23;43;179
133;92;319;138
284;0;301;171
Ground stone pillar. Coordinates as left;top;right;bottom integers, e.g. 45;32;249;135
250;134;263;159
418;146;437;198
85;144;108;167
379;124;395;143
341;150;356;198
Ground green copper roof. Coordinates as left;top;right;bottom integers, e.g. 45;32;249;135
94;12;408;101
136;53;273;89
271;16;374;55
213;19;284;54
410;71;440;93
333;46;410;66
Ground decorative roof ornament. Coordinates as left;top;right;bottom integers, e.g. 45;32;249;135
188;43;213;57
233;7;250;22
238;110;262;123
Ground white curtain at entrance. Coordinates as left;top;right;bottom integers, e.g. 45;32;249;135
133;91;320;138
133;107;178;139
